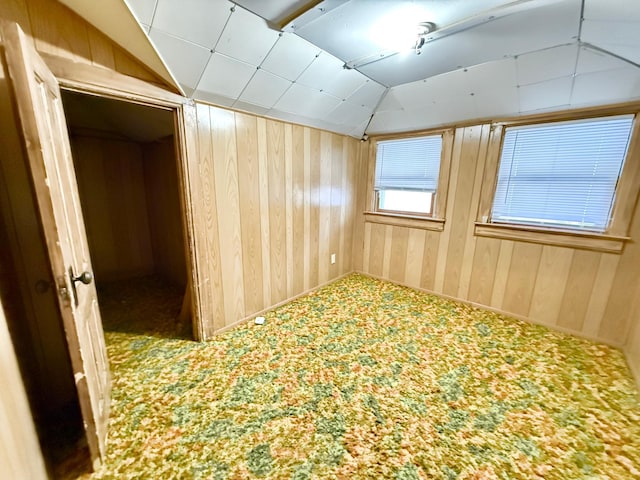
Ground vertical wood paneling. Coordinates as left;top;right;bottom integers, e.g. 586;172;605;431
143;137;187;287
389;226;409;283
189;105;359;332
303;127;311;291
267;119;287;304
434;129;465;293
382;225;393;278
599;200;640;344
355;119;640;346
420;231;441;291
329;134;342;279
309;129;321;287
404;229;426;288
0;0;169;87
444;126;483;297
369;222;386;276
556;251;601;332
582;254;620;337
502;242;543;316
292;125;305;295
211;108;245;322
195;103;225;332
257;118;272;307
284;124;294;298
72;135;154;281
528;246;573;325
318;132;332;283
468;237;501;305
235;113;263;315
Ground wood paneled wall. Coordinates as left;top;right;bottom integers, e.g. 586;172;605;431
0;0;166;88
626;285;640;388
143;136;187;287
354;124;640;347
188;104;359;338
72;134;155;282
0;301;48;480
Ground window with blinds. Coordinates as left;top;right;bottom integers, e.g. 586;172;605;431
374;134;443;215
491;115;634;232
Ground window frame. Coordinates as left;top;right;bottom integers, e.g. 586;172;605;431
366;129;455;231
475;112;640;253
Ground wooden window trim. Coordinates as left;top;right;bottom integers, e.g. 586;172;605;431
367;128;455;226
475;112;640;254
364;211;445;231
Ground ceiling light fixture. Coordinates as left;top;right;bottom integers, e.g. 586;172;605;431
344;21;435;70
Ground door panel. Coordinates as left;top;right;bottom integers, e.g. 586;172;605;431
2;21;110;468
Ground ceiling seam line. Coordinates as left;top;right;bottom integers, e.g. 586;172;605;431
580;42;640;70
363;87;391;136
191;6;236;101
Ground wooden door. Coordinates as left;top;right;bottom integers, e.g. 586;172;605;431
1;22;110;468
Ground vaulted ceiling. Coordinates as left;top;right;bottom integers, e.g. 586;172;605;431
122;0;639;137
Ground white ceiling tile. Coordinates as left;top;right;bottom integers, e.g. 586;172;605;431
216;6;279;66
238;69;292;108
149;28;211;89
473;86;519;118
324;100;373;127
376;89;405;112
581;20;640;65
432;95;479;125
197;53;256;100
367;107;443;135
141;23;150;34
571;67;640;106
296;52;368;99
273;83;342;118
125;0;156;25
465;58;518;93
358;0;582;87
517;44;579;86
267;109;350;136
583;0;640;22
347;80;387;109
261;33;321;81
152;0;232;49
386;80;437;110
576;46;630;75
518;76;573;112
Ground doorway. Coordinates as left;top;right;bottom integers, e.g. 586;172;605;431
61;90;191;338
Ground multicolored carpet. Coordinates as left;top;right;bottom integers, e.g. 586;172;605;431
91;274;640;479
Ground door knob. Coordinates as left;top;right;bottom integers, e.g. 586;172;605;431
72;271;93;285
68;267;93;307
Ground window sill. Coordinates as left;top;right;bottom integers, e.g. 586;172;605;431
364;211;445;231
474;222;629;253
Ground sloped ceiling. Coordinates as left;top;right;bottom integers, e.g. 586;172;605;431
120;0;639;137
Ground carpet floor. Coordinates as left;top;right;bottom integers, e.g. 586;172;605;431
90;273;640;479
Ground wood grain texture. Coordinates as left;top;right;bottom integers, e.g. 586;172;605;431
389;226;409;283
71;134;154;281
0;301;48;480
142;137;187;286
556;250;601;332
235;113;263;315
188;105;359;332
211;108;245;322
0;0;169;87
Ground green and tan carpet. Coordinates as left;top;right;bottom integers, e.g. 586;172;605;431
91;274;640;479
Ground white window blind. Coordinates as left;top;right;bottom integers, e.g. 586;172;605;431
375;135;443;192
491;115;634;232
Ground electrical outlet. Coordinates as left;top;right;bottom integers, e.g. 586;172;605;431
331;253;336;264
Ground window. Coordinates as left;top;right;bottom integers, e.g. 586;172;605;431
374;134;443;216
491;115;634;233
